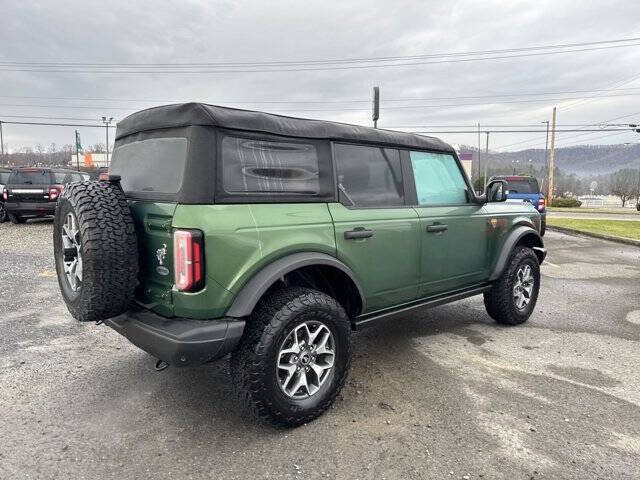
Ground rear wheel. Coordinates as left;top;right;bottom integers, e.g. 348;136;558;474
8;213;26;224
231;287;352;427
54;181;139;322
484;246;540;325
540;218;546;236
0;203;7;223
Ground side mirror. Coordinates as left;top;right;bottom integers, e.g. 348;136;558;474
486;180;507;202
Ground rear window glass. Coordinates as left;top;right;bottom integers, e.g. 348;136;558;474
222;136;320;194
0;172;10;184
504;179;539;194
10;170;51;185
110;137;188;194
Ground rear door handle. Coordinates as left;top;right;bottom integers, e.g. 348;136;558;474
426;224;448;233
344;228;374;240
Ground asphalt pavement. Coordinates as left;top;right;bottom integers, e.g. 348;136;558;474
1;220;639;479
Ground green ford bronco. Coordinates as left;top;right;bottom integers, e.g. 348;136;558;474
54;103;546;427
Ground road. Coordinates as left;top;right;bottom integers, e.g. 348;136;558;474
548;211;640;221
1;221;640;479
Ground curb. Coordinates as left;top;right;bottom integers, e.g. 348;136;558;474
548;225;640;247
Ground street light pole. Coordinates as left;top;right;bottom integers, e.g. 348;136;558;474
484;131;490;190
101;116;113;168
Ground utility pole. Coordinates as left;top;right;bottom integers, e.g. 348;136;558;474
484;131;490;190
477;122;481;185
102;116;113;166
372;87;380;128
541;120;550;195
547;107;557;204
0;120;4;166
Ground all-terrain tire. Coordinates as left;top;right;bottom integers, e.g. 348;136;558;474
0;203;7;223
231;287;352;428
484;246;540;325
9;213;26;224
54;181;139;322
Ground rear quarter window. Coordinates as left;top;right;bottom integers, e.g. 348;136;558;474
221;136;320;195
110;137;188;194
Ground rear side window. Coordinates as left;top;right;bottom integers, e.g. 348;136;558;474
110;137;188;194
334;144;404;207
221;136;320;194
9;170;51;185
504;179;539;194
410;151;468;205
53;172;67;183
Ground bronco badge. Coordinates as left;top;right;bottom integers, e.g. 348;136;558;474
156;244;169;276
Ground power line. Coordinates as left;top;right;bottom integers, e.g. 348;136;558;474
0;114;107;121
3;86;640;105
0;120;115;128
3;92;640;113
2;42;640;74
3;36;639;68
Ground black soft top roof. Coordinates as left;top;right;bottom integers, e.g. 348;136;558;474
115;103;454;153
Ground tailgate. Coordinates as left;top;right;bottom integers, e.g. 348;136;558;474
7;186;49;202
128;200;177;317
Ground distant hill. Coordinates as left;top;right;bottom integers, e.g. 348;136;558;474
459;143;640;177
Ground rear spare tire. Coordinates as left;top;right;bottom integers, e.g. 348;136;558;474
54;180;139;322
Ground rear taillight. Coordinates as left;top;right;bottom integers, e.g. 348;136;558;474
537;197;546;211
98;172;109;181
173;229;205;292
48;185;63;201
2;187;6;201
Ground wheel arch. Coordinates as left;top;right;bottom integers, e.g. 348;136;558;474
225;252;365;319
489;225;545;281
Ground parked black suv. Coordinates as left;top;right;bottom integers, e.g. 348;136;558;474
0;167;13;223
4;168;89;224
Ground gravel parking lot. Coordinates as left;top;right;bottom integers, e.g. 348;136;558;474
1;220;639;479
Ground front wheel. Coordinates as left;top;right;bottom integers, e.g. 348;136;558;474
484;246;540;325
231;287;352;427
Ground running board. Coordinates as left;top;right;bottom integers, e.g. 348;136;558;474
352;283;492;330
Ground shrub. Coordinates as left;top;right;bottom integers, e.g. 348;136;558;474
551;197;582;208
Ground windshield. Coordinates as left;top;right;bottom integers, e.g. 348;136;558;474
110;137;188;194
10;170;51;185
504;179;539;194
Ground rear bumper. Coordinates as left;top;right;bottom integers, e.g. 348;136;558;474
5;201;56;216
104;306;245;366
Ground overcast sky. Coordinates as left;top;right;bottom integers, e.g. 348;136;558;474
2;0;640;154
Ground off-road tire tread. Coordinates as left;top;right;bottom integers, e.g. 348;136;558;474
54;181;138;322
231;287;352;428
484;246;540;325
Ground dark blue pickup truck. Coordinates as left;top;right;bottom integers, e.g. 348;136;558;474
490;175;546;236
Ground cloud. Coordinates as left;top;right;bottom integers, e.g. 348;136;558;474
1;0;639;152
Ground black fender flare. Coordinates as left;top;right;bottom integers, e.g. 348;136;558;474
225;252;365;318
489;225;546;281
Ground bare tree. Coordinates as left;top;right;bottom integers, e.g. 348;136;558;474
608;168;637;207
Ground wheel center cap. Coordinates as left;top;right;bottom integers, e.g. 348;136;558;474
300;352;311;365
